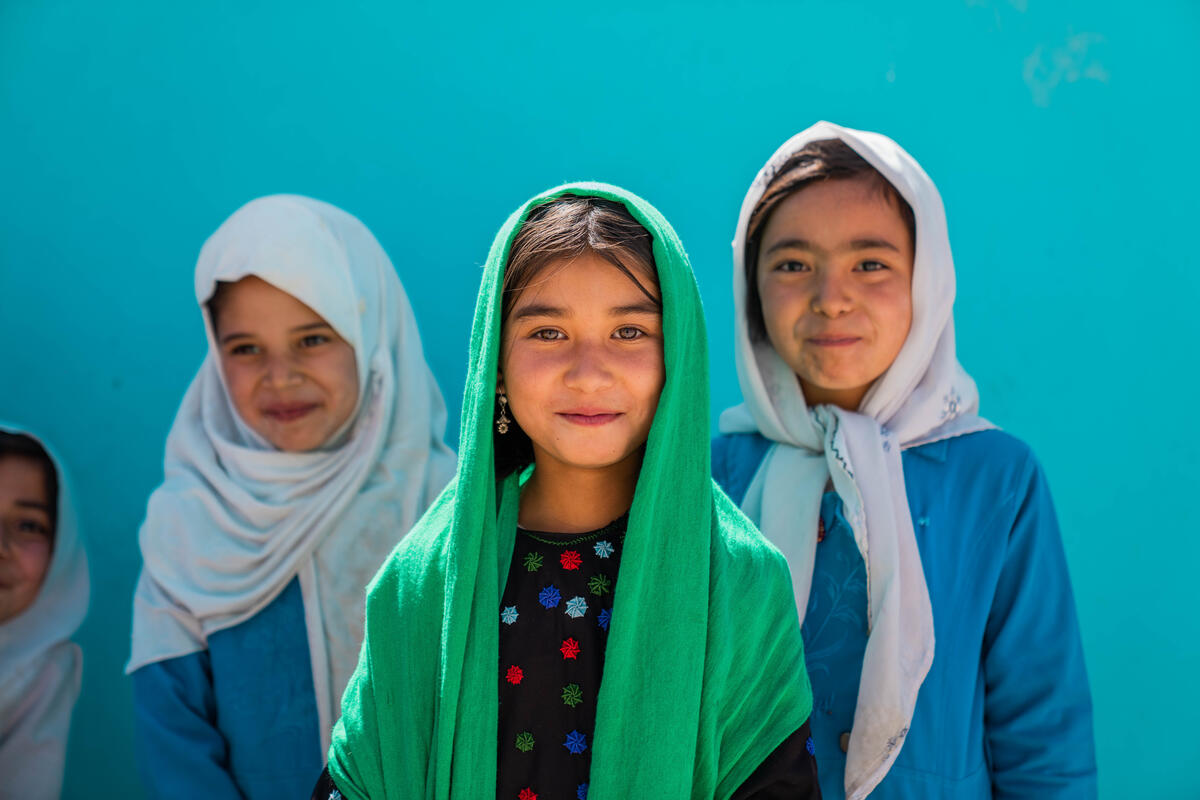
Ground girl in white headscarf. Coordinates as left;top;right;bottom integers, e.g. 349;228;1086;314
127;195;456;799
0;425;89;798
713;122;1096;799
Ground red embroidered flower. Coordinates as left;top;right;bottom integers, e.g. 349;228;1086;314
519;789;538;800
506;665;524;685
560;637;581;659
560;550;582;570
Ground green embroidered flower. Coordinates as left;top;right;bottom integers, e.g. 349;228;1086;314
523;552;543;572
587;573;612;596
515;731;535;752
562;683;583;708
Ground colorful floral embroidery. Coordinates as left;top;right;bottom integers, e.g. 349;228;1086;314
597;608;611;631
560;637;581;659
501;605;519;625
515;732;535;753
523;552;543;572
576;783;588;799
562;683;583;707
593;540;614;559
586;574;611;596
505;665;524;685
538;585;562;609
565;596;588;618
560;550;582;570
564;730;588;754
518;788;537;800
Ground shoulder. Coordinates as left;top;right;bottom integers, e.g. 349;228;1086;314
709;487;791;586
711;432;774;506
907;428;1042;493
363;478;458;612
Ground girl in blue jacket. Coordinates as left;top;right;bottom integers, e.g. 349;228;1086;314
712;122;1096;799
127;196;456;799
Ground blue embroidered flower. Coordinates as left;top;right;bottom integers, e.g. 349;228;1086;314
501;606;519;625
565;596;588;618
564;730;588;754
538;585;562;609
576;783;588;800
597;608;611;631
593;540;614;559
806;736;815;756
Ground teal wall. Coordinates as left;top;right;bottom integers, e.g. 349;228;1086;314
2;1;1196;796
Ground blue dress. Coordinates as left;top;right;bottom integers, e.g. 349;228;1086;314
712;429;1097;799
131;577;323;799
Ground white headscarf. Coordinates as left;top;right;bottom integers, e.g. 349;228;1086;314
128;195;457;752
720;122;994;798
0;423;89;797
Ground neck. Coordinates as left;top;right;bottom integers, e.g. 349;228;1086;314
517;449;642;533
799;378;869;411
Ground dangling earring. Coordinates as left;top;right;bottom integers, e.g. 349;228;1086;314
496;390;511;434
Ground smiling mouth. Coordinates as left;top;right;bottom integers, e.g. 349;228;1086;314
261;404;319;422
557;411;623;427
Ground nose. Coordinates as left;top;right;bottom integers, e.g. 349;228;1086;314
263;353;303;389
811;269;854;318
562;340;615;393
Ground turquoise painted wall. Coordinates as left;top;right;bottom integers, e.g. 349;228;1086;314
2;1;1196;796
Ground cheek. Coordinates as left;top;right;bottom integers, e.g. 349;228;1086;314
18;540;52;586
328;348;360;409
501;345;556;409
759;280;809;335
867;284;913;359
633;347;666;406
218;359;261;417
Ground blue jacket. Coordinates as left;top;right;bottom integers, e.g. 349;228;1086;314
131;577;323;799
712;429;1096;799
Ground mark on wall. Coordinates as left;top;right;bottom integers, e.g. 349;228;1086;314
1024;31;1109;107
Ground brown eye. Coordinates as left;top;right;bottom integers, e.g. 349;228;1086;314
614;326;644;341
774;260;809;273
230;343;259;356
299;334;331;348
532;329;564;341
857;260;888;272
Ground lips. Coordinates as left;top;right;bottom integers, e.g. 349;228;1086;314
260;403;319;422
557;409;623;427
806;335;862;347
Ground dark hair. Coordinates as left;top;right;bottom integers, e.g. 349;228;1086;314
744;138;917;341
495;195;658;477
0;431;59;543
206;280;235;335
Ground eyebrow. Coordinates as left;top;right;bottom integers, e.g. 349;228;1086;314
15;499;51;513
763;237;901;256
511;301;662;321
610;300;662;316
218;321;333;345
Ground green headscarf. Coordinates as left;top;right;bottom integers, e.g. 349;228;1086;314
328;183;812;799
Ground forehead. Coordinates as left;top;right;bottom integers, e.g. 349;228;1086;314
762;177;911;245
507;251;660;311
212;276;330;329
0;455;49;504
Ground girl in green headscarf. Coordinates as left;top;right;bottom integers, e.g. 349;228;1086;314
314;184;819;800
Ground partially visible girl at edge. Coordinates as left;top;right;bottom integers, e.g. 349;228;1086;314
313;184;822;800
0;425;89;797
712;122;1095;799
127;196;456;799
